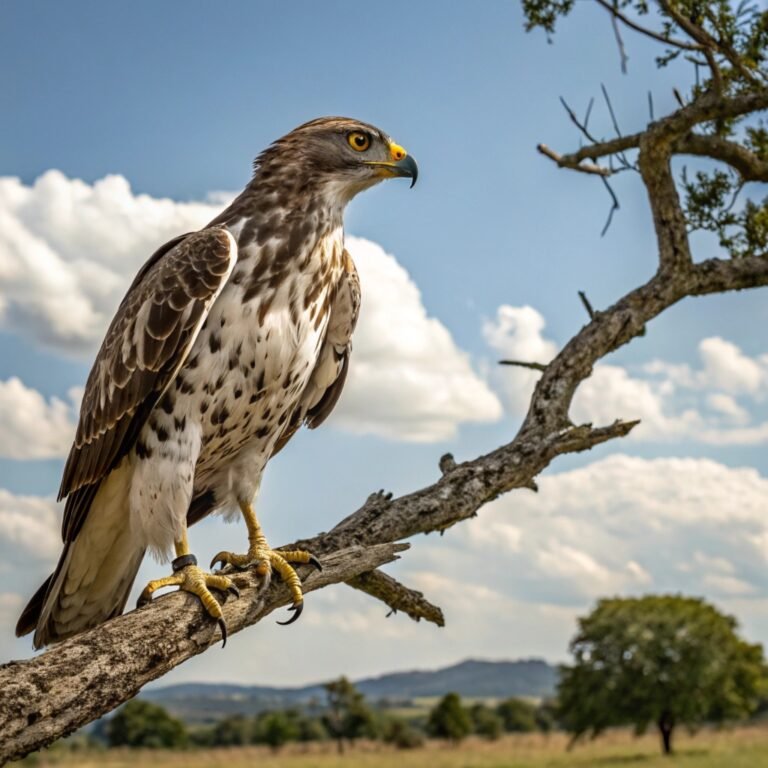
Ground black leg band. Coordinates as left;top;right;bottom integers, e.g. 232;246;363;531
172;554;198;572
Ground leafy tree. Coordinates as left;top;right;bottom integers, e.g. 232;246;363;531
256;711;299;751
208;714;251;746
323;677;379;753
535;699;558;734
382;717;425;749
469;703;503;740
496;698;537;733
106;700;187;749
558;596;768;755
295;715;329;743
426;693;472;744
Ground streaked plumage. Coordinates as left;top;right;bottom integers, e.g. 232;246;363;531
17;117;416;647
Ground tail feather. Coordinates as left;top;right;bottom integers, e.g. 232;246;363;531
15;571;54;638
17;463;145;648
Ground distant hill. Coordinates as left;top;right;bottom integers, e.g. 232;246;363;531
143;658;558;723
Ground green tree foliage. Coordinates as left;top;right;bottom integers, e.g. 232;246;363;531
382;717;425;749
522;0;768;259
535;699;558;734
496;698;538;733
295;714;329;743
208;714;251;746
469;703;503;740
426;693;473;744
256;711;300;751
105;700;187;749
557;595;768;754
323;676;379;753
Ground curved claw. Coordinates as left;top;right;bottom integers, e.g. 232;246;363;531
308;555;323;572
210;553;227;571
136;593;152;609
227;584;241;599
217;617;228;648
277;602;304;626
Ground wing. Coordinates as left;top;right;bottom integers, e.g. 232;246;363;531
273;248;361;455
59;227;237;541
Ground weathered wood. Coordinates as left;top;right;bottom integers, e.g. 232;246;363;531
0;543;407;763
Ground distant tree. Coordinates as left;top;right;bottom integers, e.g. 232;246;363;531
382;717;425;749
558;596;768;755
256;711;299;751
535;699;558;734
323;677;379;753
296;715;329;743
209;714;251;746
106;700;187;749
427;693;472;744
469;703;503;740
496;698;537;733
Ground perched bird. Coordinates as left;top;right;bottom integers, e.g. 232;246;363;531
16;117;417;648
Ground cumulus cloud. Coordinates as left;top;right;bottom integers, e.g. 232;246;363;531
0;488;60;564
572;365;705;440
429;454;768;608
0;172;500;444
482;305;557;413
335;237;502;442
0;171;219;352
0;378;78;459
484;303;768;445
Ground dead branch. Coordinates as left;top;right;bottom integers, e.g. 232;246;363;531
594;0;702;52
347;570;445;627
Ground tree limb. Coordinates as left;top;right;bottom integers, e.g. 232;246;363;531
347;570;445;627
676;133;768;182
594;0;702;52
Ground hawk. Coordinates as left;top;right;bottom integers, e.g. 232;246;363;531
16;117;418;648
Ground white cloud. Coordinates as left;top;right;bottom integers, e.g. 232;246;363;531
0;378;77;459
424;454;768;607
572;364;704;440
0;171;219;353
0;488;60;564
482;305;557;413
0;172;501;445
335;237;502;442
706;393;750;424
485;303;768;445
699;337;764;395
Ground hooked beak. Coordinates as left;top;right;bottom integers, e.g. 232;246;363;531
391;154;419;188
365;141;419;188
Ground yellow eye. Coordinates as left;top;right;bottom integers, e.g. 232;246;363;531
347;132;371;152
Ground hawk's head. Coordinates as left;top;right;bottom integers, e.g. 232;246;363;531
255;117;418;204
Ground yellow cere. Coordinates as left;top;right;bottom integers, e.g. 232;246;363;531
388;142;407;161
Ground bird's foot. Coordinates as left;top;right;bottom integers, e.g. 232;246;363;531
137;554;239;646
210;547;322;625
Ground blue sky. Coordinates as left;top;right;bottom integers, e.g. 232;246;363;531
2;1;768;686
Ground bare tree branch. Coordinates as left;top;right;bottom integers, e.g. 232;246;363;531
676;133;768;182
347;570;445;627
594;0;702;52
498;359;548;371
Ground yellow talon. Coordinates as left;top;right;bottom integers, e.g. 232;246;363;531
137;557;239;646
209;501;321;626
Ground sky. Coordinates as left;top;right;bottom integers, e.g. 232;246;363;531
2;0;768;687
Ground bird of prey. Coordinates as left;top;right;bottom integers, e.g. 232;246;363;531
16;117;418;648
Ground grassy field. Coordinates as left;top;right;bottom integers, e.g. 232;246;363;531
24;726;768;768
